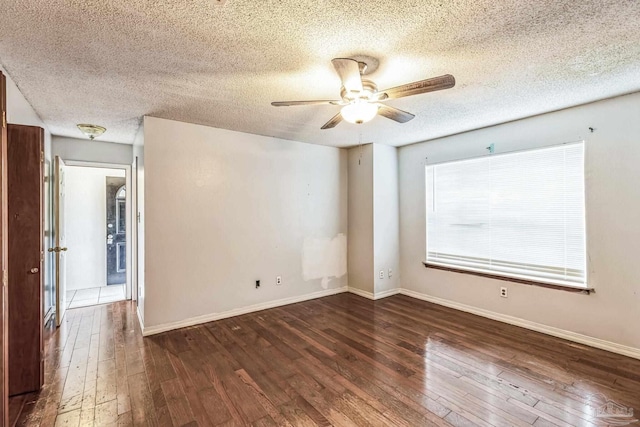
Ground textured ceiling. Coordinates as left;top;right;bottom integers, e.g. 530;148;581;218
1;0;639;147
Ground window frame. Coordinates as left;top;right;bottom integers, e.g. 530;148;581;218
423;142;592;294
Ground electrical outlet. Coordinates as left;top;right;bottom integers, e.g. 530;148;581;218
500;287;508;298
256;280;260;289
379;270;384;279
276;276;282;285
388;269;393;278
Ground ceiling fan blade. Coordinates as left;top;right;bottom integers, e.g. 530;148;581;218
271;100;342;107
372;92;389;102
376;104;415;123
381;74;455;100
321;112;343;129
331;58;363;94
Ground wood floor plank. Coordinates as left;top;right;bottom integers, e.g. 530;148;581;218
160;377;196;426
8;295;640;426
235;368;293;427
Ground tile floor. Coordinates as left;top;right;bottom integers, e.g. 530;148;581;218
65;284;126;309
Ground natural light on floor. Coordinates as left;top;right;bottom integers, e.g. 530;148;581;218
65;285;125;309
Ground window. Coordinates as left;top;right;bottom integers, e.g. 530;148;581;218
425;142;586;288
116;186;126;234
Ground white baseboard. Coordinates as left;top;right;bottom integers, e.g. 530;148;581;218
375;288;402;299
139;283;640;360
136;305;145;333
347;287;375;300
398;288;640;361
348;287;401;300
142;286;349;336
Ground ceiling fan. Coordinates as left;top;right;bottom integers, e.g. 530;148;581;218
271;58;455;129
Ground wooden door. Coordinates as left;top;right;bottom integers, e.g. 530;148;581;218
7;124;44;396
0;70;9;427
54;156;68;326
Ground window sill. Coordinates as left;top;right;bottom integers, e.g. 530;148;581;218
422;262;594;294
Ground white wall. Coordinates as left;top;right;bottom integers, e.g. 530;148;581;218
143;117;348;330
2;66;55;319
399;92;640;351
347;143;400;297
347;144;374;293
373;144;400;294
53;136;133;165
65;166;125;290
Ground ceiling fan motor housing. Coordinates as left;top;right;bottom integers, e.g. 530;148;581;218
341;79;378;102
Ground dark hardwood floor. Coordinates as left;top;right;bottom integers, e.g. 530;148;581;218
9;293;640;426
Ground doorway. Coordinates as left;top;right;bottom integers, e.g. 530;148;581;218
55;161;133;315
106;177;126;286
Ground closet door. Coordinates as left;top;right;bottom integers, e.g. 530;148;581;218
7;124;44;396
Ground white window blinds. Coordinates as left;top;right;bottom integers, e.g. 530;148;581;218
425;142;586;287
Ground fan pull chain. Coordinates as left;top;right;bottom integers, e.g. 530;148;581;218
358;129;363;165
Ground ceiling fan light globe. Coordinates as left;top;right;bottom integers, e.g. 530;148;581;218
340;102;378;124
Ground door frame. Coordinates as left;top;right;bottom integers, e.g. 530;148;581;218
60;160;135;302
54;156;67;326
0;70;10;427
133;156;139;308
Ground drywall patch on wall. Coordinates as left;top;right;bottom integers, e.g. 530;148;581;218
303;234;347;289
143;116;347;328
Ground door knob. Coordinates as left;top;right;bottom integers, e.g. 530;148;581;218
48;247;68;253
30;268;39;274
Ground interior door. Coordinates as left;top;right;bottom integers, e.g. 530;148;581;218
7;124;44;395
54;156;68;326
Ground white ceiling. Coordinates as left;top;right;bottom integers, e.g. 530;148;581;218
1;0;639;147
